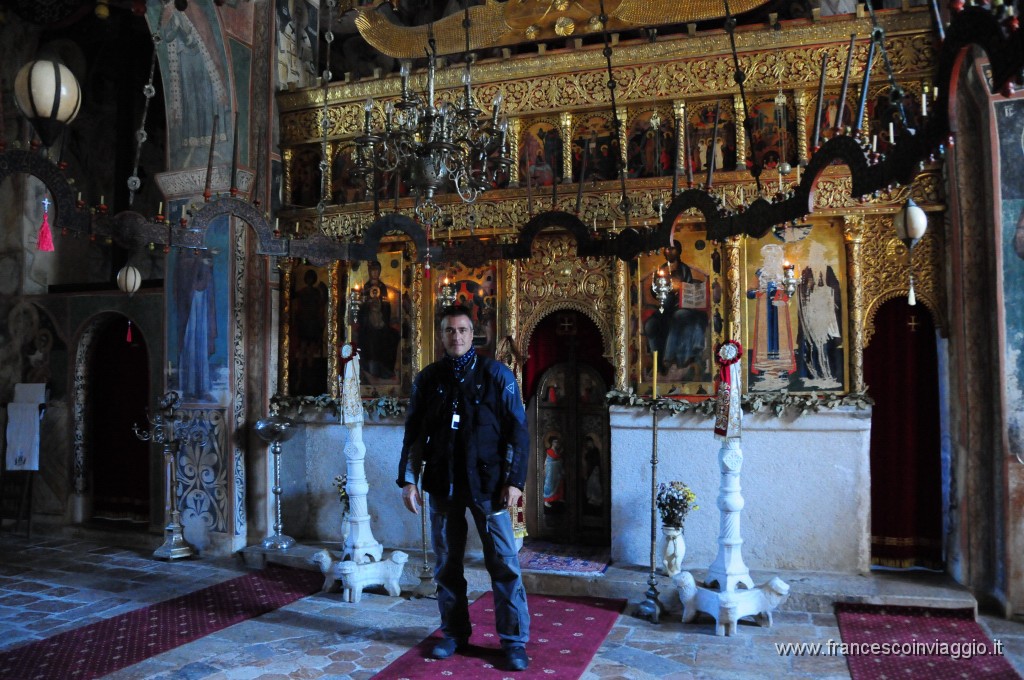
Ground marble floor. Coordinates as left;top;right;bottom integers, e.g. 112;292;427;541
1;532;1022;679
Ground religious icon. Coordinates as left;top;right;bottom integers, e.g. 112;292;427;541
519;120;563;187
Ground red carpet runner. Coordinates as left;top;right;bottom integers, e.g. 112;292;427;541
373;592;625;679
835;603;1022;679
0;565;323;680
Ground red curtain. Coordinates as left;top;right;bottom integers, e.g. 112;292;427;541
863;299;943;569
524;312;613;402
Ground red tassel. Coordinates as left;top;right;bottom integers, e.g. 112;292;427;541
37;210;54;252
126;320;133;343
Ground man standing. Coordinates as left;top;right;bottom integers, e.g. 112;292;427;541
398;305;530;672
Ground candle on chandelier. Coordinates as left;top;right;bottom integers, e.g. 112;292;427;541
652;350;659;399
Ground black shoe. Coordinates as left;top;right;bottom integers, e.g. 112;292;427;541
431;637;467;659
504;646;529;671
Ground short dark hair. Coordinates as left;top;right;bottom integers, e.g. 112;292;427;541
439;304;473;330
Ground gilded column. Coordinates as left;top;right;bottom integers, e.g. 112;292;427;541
505;258;520;344
724;236;743;343
560;111;574;183
282;148;294;206
278;259;293;396
322;140;335;205
327;260;339;397
614;259;629;390
503;259;522;385
509;117;522;187
732;94;746;172
411;259;423;374
843;215;865;393
673;100;687;186
794;90;809;164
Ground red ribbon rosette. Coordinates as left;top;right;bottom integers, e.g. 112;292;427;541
714;340;744;440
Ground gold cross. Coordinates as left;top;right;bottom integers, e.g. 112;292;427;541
907;315;919;332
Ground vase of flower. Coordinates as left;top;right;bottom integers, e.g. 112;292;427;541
656;481;698;577
661;526;686;577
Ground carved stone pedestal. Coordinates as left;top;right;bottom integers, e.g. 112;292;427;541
679;438;789;635
342;423;383;564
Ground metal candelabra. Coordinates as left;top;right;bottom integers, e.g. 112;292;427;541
255;414;298;550
635;399;665;623
133;390;203;560
412;461;435;597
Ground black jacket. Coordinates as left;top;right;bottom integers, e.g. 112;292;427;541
397;355;529;503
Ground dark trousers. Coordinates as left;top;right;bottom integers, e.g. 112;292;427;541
429;493;530;649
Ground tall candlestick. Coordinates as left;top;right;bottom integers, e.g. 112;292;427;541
855;40;876;137
652;351;659;399
706;101;721;188
812;54;829;150
836;34;856;133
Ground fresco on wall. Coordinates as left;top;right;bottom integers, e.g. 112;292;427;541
157;4;232;169
995;98;1024;458
742;222;847;392
168;215;231;405
277;0;319;90
289;263;331;396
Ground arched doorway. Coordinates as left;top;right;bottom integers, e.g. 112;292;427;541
89;315;151;528
523;310;613;546
864;299;943;569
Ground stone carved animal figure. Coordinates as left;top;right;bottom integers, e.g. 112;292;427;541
311;549;408;602
672;571;790;635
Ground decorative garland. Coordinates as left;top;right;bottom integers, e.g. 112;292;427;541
270;386;873;421
605;387;874;418
269;393;406;419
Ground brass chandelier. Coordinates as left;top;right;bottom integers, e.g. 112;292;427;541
352;11;510;227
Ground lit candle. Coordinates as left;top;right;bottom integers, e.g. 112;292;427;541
652;350;659;399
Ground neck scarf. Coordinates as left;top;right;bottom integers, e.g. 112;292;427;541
445;346;476;378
